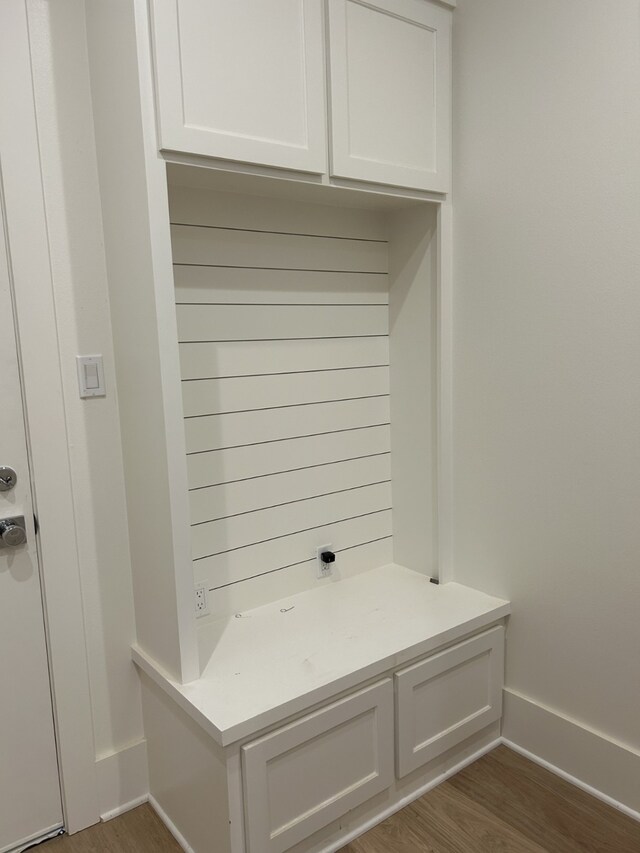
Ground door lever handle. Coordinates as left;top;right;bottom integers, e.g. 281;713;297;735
0;466;17;492
0;516;27;547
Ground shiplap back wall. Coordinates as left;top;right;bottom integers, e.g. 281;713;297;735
169;186;394;616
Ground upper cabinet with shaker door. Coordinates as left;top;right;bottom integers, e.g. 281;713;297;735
149;0;328;173
326;0;451;192
149;0;452;192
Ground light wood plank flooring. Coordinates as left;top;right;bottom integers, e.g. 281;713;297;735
45;746;640;852
45;804;181;853
340;746;640;852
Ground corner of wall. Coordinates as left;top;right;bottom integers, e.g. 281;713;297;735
96;740;149;821
502;688;640;820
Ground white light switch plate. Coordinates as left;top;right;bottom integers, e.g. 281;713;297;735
77;355;106;398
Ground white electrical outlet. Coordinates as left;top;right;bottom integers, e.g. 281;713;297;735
316;544;335;579
194;582;209;618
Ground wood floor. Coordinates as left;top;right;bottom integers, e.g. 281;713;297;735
44;746;640;852
45;804;181;852
340;746;640;853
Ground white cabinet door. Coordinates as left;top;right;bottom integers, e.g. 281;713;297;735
395;627;504;777
327;0;451;192
242;680;393;853
150;0;327;173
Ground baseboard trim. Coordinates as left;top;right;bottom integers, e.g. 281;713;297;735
322;736;502;853
7;824;63;853
500;738;640;824
96;740;149;821
148;794;193;853
502;688;640;822
100;795;148;823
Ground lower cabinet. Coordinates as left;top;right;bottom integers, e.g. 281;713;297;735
240;626;505;851
242;680;394;853
395;626;505;777
141;622;505;853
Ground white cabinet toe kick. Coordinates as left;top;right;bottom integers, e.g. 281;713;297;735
133;567;509;853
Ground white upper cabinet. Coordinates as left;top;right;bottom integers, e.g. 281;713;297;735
327;0;451;192
150;0;328;173
149;0;452;192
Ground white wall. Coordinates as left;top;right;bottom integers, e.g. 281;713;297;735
27;0;146;816
453;0;640;810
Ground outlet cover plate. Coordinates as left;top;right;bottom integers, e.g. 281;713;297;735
194;582;209;618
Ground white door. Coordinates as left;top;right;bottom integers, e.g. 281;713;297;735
150;0;328;173
327;0;451;192
0;178;64;853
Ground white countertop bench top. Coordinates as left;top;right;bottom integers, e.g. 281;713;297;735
132;564;510;747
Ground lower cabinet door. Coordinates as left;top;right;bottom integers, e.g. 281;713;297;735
395;626;504;778
242;679;394;853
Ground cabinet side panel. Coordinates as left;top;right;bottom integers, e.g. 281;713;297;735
86;0;196;680
140;674;233;853
388;205;438;576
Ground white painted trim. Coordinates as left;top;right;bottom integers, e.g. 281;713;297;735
501;688;640;822
148;794;193;853
320;737;501;852
163;152;446;205
96;740;149;822
0;0;99;834
100;797;149;824
500;738;640;825
8;825;64;853
436;200;454;582
134;0;200;683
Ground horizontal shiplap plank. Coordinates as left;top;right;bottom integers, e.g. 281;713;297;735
207;537;393;619
174;266;388;304
182;367;389;417
189;455;392;524
186;426;391;489
168;185;389;241
177;304;388;342
171;196;395;605
194;510;393;589
192;482;391;559
179;337;389;380
171;225;388;273
185;397;390;454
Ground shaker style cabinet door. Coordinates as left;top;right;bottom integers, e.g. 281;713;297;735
327;0;451;192
150;0;328;173
395;627;504;778
242;680;394;853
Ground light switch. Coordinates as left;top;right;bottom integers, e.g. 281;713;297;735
77;355;106;398
85;363;99;389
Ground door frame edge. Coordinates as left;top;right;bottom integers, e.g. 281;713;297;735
0;0;100;834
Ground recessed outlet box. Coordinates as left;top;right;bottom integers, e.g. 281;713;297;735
316;544;335;579
194;582;209;618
